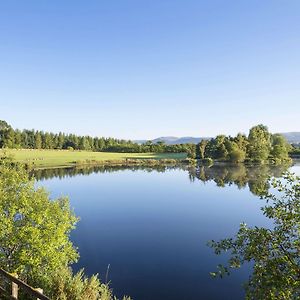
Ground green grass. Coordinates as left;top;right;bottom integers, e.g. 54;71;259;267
1;149;187;168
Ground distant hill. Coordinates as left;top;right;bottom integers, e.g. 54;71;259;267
134;136;211;145
135;132;300;145
280;132;300;144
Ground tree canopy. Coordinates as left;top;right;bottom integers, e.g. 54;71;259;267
0;157;78;285
0;120;191;154
194;124;291;164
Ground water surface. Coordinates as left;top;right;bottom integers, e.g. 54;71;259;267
36;162;300;300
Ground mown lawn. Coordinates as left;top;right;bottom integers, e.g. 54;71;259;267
0;149;187;168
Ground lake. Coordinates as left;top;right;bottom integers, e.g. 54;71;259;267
35;161;300;300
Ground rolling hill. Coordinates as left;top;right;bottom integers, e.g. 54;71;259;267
135;132;300;145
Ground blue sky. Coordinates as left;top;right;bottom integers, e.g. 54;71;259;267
0;1;299;139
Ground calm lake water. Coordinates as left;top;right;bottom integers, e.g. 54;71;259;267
35;161;300;300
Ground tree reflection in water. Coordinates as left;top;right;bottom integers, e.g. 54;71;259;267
33;163;291;197
188;162;290;196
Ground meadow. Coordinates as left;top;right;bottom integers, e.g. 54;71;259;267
1;149;187;168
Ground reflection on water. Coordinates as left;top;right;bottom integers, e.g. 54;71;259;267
34;162;292;197
34;161;299;300
188;163;290;196
32;165;177;180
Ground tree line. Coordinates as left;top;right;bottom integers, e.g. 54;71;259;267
0;120;193;154
0;121;294;163
191;124;292;163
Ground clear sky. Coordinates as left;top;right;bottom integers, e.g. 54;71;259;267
0;1;299;139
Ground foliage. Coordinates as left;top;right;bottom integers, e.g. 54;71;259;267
270;134;292;162
0;120;191;154
196;140;208;159
195;124;291;164
0;156;78;287
48;267;131;300
247;124;271;162
208;173;300;300
0;157;131;300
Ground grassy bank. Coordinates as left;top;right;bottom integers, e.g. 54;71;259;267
1;149;187;168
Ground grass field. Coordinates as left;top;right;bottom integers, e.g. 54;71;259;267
1;149;187;168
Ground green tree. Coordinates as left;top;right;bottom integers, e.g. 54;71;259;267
227;140;246;163
270;134;291;162
186;143;196;159
35;131;42;149
0;157;78;287
206;135;229;160
2;128;16;148
247;124;271;162
196;140;208;159
0;120;12;147
79;136;91;150
14;129;22;148
0;157;131;300
234;133;248;153
21;131;29;148
209;173;300;299
0;120;11;131
43;132;53;149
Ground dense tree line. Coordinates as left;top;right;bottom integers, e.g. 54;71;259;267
0;121;293;163
193;124;291;163
0;120;193;153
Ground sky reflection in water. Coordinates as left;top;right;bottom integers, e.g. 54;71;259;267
36;161;300;300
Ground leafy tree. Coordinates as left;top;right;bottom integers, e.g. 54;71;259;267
2;128;16;148
0;157;78;287
205;135;229;160
247;124;271;162
21;131;29;148
196;140;208;159
186;144;196;159
43;132;53;149
14;129;22;148
208;173;300;299
35;131;42;149
227;141;246;163
270;134;291;162
0;120;12;147
0;157;131;300
57;132;65;149
79;136;91;150
0;120;11;131
234;133;248;153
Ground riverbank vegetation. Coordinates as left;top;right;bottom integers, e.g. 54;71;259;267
192;124;292;164
208;173;300;299
0;157;131;300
